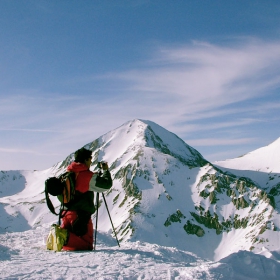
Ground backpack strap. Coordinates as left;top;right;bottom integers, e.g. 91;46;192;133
45;182;59;216
63;178;71;203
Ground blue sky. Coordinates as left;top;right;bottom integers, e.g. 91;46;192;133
1;0;280;170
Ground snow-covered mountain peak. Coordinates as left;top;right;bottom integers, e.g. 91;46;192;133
99;119;207;167
56;119;207;172
215;137;280;173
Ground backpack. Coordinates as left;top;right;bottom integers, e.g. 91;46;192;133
45;172;77;222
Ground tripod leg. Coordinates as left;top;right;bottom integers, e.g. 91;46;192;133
102;193;120;247
94;192;99;250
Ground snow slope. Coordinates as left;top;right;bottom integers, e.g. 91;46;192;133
214;136;280;214
1;119;280;279
215;137;280;173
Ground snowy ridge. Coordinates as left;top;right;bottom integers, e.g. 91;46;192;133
1;119;280;279
215;137;280;173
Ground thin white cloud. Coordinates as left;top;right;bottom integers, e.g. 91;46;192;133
186;137;256;147
203;149;247;162
89;39;279;141
0;128;61;133
0;147;55;155
113;39;280;112
171;119;260;137
0;148;31;154
180;100;280;122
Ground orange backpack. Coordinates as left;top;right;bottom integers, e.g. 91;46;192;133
45;172;78;221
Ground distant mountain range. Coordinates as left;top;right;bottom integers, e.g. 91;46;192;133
1;119;280;261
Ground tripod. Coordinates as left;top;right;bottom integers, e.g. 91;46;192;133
94;192;120;250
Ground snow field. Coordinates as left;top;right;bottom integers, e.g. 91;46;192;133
1;224;280;279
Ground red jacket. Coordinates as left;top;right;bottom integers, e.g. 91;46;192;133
66;162;95;214
67;162;94;193
62;162;95;251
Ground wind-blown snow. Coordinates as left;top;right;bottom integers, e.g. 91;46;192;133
1;119;280;279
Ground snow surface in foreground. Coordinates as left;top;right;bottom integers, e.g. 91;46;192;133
1;224;280;280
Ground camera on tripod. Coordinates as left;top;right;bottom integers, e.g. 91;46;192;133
97;161;106;169
93;160;120;249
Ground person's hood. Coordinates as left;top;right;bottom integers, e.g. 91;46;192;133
67;162;89;173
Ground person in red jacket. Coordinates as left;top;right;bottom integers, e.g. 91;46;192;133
48;147;112;251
